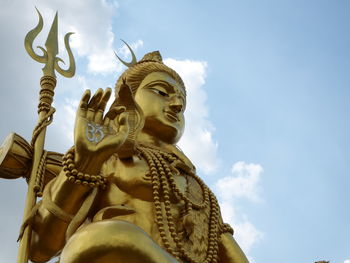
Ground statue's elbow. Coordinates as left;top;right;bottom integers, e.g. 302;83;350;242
29;232;62;263
29;244;57;263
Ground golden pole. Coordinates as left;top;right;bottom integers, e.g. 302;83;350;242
17;76;56;263
17;9;75;263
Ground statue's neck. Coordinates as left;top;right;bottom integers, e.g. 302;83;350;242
136;132;195;173
137;132;170;148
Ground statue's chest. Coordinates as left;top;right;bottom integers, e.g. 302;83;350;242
111;156;187;201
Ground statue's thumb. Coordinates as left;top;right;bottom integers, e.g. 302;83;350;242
116;112;129;135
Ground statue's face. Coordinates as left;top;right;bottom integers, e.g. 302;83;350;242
134;71;186;144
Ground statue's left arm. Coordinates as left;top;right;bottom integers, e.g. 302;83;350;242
214;193;249;262
218;232;249;263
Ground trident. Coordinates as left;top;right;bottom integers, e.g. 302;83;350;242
17;8;75;263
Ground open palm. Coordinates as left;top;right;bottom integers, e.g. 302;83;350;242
74;88;129;174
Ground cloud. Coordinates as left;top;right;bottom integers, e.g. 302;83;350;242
86;39;143;74
109;39;144;74
231;215;263;254
216;161;263;202
52;98;79;147
164;58;220;175
39;0;120;74
117;40;144;59
215;161;264;254
12;0;143;75
344;260;350;263
77;75;90;91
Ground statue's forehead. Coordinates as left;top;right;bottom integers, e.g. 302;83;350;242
164;75;178;86
142;71;185;96
165;75;185;97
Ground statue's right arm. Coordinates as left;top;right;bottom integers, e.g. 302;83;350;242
218;233;250;263
29;88;129;262
29;170;92;262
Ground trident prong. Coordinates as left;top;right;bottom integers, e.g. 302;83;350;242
24;8;75;78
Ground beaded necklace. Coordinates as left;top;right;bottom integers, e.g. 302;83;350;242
137;144;222;263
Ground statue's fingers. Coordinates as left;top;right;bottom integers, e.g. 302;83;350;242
97;88;112;112
104;106;126;134
94;88;112;124
79;90;91;109
103;113;129;149
94;109;104;124
104;106;126;121
86;108;95;120
78;90;91;117
103;116;110;127
86;88;103;120
110;117;119;134
88;88;103;111
107;114;128;144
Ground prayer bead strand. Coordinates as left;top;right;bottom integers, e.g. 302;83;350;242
138;145;226;263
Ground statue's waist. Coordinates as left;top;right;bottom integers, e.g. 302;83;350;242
92;205;136;222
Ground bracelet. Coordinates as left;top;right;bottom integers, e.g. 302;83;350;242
62;148;107;190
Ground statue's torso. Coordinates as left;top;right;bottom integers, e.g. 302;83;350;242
89;154;188;244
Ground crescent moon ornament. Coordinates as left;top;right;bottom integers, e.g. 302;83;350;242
114;39;137;68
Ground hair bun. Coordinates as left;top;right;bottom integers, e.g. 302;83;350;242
139;51;163;63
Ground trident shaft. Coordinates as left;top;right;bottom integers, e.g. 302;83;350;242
18;9;75;263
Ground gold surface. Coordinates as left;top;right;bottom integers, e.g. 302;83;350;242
0;133;32;179
0;132;62;181
27;60;249;262
4;10;248;262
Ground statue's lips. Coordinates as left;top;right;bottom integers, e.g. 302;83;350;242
164;111;179;122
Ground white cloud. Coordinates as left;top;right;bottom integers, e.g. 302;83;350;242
53;98;79;146
86;38;143;74
164;58;220;175
215;161;264;254
77;75;90;91
232;216;263;254
25;0;143;75
219;200;263;254
39;0;119;74
217;161;263;202
344;260;350;263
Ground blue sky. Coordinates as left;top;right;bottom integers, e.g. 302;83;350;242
0;0;349;262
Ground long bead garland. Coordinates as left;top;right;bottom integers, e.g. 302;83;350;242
137;145;225;263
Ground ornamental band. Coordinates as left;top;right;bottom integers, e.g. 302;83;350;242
8;50;250;262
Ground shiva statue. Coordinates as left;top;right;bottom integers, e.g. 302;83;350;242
4;49;249;263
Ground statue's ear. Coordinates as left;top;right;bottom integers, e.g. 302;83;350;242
113;79;144;158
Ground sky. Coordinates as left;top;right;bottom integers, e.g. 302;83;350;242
0;0;349;262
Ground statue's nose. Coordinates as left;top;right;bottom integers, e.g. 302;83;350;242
169;96;183;113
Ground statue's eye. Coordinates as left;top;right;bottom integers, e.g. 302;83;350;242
158;90;168;96
152;88;168;97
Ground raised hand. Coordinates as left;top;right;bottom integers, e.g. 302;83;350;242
74;88;129;174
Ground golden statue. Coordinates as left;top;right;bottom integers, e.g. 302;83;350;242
0;10;249;263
